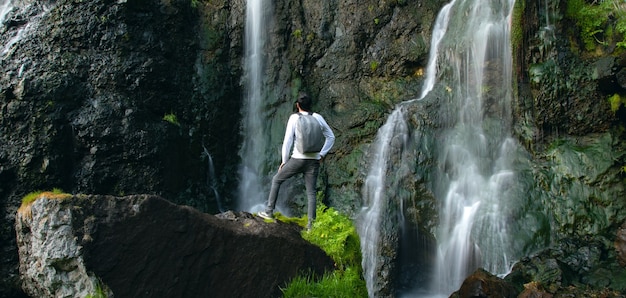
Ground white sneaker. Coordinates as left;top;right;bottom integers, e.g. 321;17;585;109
257;211;274;220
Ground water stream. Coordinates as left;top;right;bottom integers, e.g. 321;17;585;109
203;144;224;212
358;1;453;295
359;0;517;296
238;0;270;212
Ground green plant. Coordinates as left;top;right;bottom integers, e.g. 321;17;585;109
18;188;71;219
617;17;626;48
281;204;366;297
566;0;626;51
302;205;361;269
282;266;366;298
162;112;180;126
21;188;68;206
292;29;303;39
86;280;107;298
609;94;624;113
370;60;379;72
191;0;199;8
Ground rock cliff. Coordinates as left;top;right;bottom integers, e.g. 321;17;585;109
1;0;625;296
15;194;333;297
0;0;443;294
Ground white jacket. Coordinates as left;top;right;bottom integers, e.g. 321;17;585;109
281;111;335;163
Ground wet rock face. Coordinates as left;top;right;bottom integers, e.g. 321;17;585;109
16;195;334;297
517;0;624;143
504;236;626;296
1;0;241;295
1;0;442;293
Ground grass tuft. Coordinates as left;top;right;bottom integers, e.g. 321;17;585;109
17;188;71;220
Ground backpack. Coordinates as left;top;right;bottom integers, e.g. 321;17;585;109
295;112;325;153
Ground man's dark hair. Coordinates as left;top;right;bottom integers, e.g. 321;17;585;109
297;92;313;112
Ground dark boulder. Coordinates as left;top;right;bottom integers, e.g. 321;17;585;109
450;268;518;298
16;195;334;297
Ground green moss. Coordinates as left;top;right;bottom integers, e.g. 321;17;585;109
292;29;303;39
306;33;315;42
162;113;180;126
370;60;379;72
566;0;626;51
281;203;367;297
608;93;625;113
511;0;525;50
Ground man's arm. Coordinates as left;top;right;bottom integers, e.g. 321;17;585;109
281;114;297;163
317;115;335;158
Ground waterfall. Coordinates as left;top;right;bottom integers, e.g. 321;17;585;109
430;0;516;294
203;144;224;212
359;108;409;296
358;2;453;295
359;0;517;297
0;0;12;27
238;0;270;212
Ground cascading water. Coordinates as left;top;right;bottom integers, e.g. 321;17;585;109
0;0;12;26
203;144;224;212
238;0;270;212
359;0;518;297
358;2;453;295
430;0;516;294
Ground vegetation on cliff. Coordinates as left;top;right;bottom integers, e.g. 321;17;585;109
17;188;71;220
566;0;626;52
280;204;367;297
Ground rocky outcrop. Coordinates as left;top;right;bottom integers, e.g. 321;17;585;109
503;235;626;297
451;268;518;298
16;195;334;298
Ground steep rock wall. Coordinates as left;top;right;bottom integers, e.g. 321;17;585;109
1;0;624;296
1;0;444;295
1;0;242;295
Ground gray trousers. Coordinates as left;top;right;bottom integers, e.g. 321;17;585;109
266;158;320;225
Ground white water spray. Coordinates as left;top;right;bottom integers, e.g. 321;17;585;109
430;0;517;294
359;0;518;296
238;0;270;212
359;108;409;296
203;144;224;212
0;0;12;27
359;1;453;296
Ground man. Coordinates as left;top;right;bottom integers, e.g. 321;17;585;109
258;92;335;229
